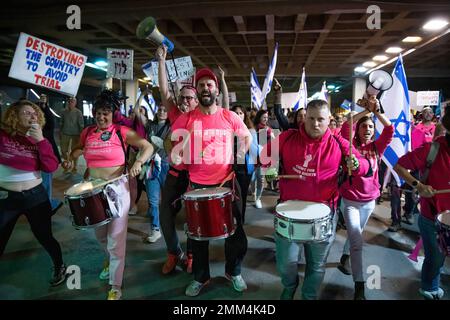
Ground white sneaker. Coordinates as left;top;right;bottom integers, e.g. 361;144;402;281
107;288;122;300
145;230;162;243
255;199;262;209
99;266;109;280
128;206;138;215
225;273;248;292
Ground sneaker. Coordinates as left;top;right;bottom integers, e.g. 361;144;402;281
280;287;296;300
255;199;262;209
145;230;162;243
419;288;444;300
99;266;109;280
185;280;209;297
50;264;67;287
388;222;401;232
107;288;122;300
337;254;351;275
128;206;138;215
162;252;183;274
185;254;193;274
225;273;247;292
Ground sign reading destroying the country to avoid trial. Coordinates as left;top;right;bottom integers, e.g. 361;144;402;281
8;32;86;96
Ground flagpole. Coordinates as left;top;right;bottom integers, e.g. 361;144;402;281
348;104;353;178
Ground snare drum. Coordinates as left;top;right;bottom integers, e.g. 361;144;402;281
436;210;450;256
182;187;235;241
64;181;112;230
275;200;333;242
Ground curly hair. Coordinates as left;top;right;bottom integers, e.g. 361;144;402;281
93;89;121;113
1;100;45;135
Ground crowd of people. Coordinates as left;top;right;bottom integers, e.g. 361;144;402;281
0;44;449;301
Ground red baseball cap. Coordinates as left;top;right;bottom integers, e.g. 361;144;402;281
195;68;218;88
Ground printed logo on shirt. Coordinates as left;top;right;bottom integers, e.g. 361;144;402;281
100;131;112;141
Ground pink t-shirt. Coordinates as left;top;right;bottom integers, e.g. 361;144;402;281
414;122;436;144
80;124;130;168
397;135;450;221
171;107;250;185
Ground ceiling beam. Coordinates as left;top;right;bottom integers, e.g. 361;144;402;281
286;14;308;71
305;14;340;68
339;11;410;68
204;18;241;69
265;15;275;59
233;16;251;55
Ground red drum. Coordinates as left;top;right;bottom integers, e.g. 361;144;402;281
182;187;235;240
64;181;112;230
436;210;450;256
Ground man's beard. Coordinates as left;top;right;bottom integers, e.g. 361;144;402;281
198;90;216;107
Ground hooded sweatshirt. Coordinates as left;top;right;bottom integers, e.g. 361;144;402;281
339;122;394;202
397;134;450;221
264;125;370;208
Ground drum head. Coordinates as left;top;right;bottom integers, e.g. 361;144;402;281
65;181;95;196
183;187;231;200
437;211;450;226
276;200;330;220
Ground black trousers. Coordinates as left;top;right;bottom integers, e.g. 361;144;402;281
235;172;252;223
160;168;192;256
190;178;248;283
0;184;63;267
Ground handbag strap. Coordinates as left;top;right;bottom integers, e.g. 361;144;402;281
115;125;129;173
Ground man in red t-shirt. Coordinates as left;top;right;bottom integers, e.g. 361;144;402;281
171;67;251;297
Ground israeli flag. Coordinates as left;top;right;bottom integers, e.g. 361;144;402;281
250;68;262;109
293;67;307;111
376;54;411;186
260;42;278;107
340;99;352;110
318;81;328;102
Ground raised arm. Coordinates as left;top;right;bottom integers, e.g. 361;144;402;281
218;65;229;109
272;78;290;131
156;45;175;112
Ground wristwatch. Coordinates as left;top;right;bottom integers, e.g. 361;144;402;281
412;180;419;187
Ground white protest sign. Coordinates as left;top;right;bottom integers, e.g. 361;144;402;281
107;48;133;80
142;56;194;86
8;33;86;96
228;92;237;103
281;92;299;109
417;91;440;106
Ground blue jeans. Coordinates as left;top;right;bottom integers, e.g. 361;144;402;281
145;160;169;231
275;213;337;300
418;215;445;291
41;172;61;211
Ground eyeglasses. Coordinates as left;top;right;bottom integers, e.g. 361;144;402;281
179;96;195;101
21;110;38;117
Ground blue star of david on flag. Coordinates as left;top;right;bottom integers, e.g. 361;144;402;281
390;110;410;145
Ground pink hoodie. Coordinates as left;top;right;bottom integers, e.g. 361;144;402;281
0;129;58;173
264;125;370;207
339;122;394;202
397;135;450;220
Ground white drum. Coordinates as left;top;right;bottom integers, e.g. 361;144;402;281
274;200;333;242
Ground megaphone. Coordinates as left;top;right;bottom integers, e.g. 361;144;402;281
365;69;393;98
136;16;175;53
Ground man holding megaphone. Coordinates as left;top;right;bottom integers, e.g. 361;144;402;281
156;44;199;276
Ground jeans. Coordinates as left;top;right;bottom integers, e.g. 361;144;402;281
418;215;445;291
390;181;402;224
252;166;264;200
41;172;62;210
145;160;169;230
275;213;337;300
342;198;375;282
404;171;420;217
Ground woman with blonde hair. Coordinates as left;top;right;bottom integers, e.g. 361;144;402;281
0;100;66;286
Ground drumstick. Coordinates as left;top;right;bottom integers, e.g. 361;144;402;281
219;171;235;188
90;174;130;189
434;189;450;194
277;175;304;179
